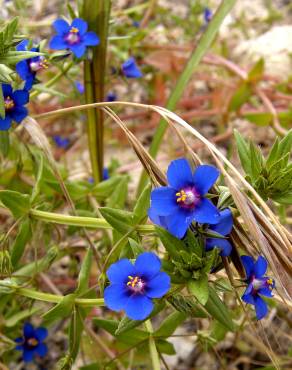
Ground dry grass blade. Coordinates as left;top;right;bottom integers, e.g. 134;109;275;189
102;106;167;186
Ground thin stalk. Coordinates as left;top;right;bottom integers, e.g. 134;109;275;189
82;0;111;183
12;286;104;307
29;208;155;233
137;0;238;193
145;320;161;370
30;61;74;99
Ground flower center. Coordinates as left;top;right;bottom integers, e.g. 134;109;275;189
66;27;80;44
127;275;145;293
27;337;38;347
30;57;49;72
176;188;197;208
252;277;274;292
4;96;14;111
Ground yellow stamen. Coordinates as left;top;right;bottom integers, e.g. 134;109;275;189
267;278;273;285
70;27;79;33
176;190;187;203
127;275;139;288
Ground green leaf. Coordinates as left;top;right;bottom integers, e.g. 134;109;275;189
277;129;292;159
0;190;30;218
132;184;151;224
188;274;209;305
5;307;39;327
43;294;76;325
2;17;19;44
156;339;175;355
91;175;127;200
248;58;264;82
155;226;185;260
234;130;251;175
0;130;10;156
249;141;264;180
154;311;186;337
0;64;14;83
229;82;252;112
68;306;85;362
266;137;279;169
106;176;128;209
167;294;207;318
0;51;44;64
31;153;44;203
10;217;31;267
272;192;292;205
204;287;235;331
75;248;92;296
99;207;133;234
67;2;78;19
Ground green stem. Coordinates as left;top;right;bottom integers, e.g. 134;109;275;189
137;0;237;193
145;320;161;370
82;0;111;183
30;61;74;99
29;209;155;233
13;287;104;307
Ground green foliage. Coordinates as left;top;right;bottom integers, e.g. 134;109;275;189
235;130;292;203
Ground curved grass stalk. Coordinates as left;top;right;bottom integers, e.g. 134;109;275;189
29;208;155;234
137;0;238;192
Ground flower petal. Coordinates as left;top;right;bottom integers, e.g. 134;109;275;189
2;84;12;96
15;337;23;344
23;349;34;363
148;207;168;229
34;327;48;341
83;32;100;46
166;158;193;189
254;295;268;320
146;272;170;298
135;252;161;279
70;43;87;58
193;165;220;195
36;343;48;357
242;292;254;305
0;117;12;131
122;57;143;78
72;18;88;35
205;237;232;256
16;61;29;80
209;208;233;236
124;294;153;320
165;208;194;238
241;255;255;280
53;19;70;34
254;256;268;278
13;90;29;105
16;39;29;51
11;106;28;123
150;187;178;216
258;287;273;298
192;198;220;224
106;258;136;284
49;35;68;50
104;284;129;311
23;322;34;338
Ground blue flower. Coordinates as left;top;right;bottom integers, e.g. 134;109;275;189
0;84;29;131
75;81;84;94
148;158;220;239
241;255;275;320
103;167;110;180
122;57;143;78
106;92;117;102
204;8;212;23
205;208;233;256
104;252;170;320
53;135;70;149
16;40;48;90
49;18;100;58
15;322;48;363
132;21;140;28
